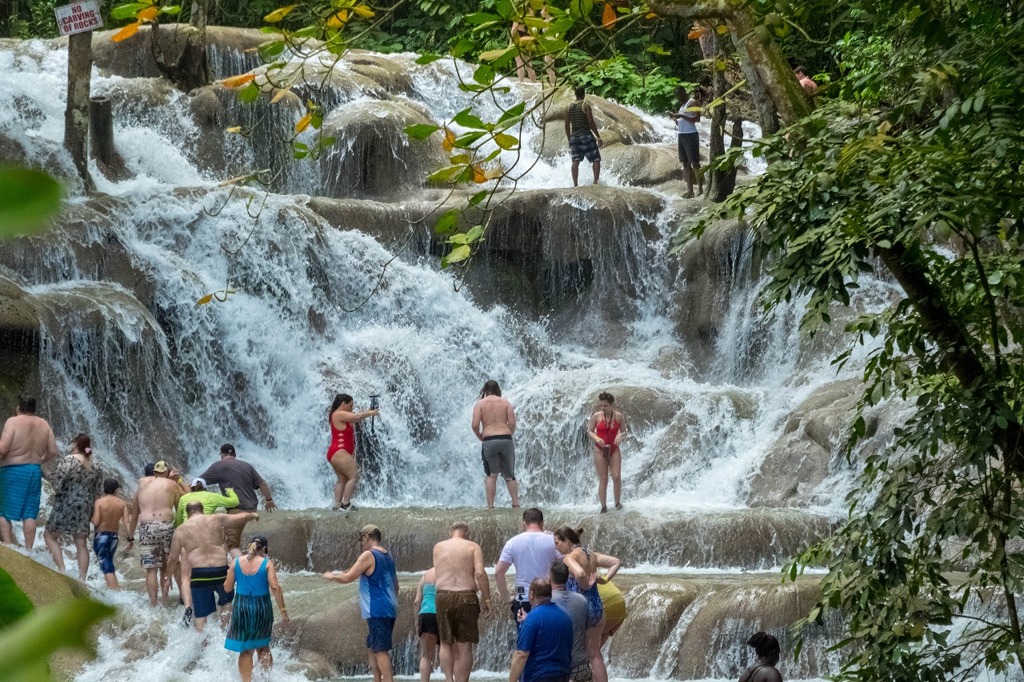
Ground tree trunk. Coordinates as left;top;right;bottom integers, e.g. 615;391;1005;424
732;37;779;134
150;1;211;93
64;31;95;191
89;96;129;180
704;24;731;201
650;0;812;126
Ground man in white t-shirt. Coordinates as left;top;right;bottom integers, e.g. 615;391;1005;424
494;507;561;629
667;86;703;198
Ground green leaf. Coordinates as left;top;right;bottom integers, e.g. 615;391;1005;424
465;224;485;243
0;166;62;238
446;244;472;263
405;123;440;140
110;3;147;20
0;568;34;628
159;5;181;15
479;46;514;63
415;53;443;65
469;190;489;207
0;597;116;681
568;0;593;20
464;11;501;25
494;132;518;150
427;166;465;184
473;64;495;85
237;82;261;103
450;39;476;58
434;209;460;235
453;108;486;129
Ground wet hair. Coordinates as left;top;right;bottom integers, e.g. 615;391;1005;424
479;380;501;399
220;443;236;457
795;65;807;76
247;535;269;559
522;507;544;526
144;462;155;476
574;86;586;99
186;501;204;517
549;560;569;586
17;395;36;414
451;522;470;535
72;433;92;457
529;578;552;600
554;526;584;545
598;392;614;404
747;632;780;666
329;393;354;413
361;527;382;542
103;478;120;495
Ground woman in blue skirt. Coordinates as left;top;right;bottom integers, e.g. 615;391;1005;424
224;535;289;682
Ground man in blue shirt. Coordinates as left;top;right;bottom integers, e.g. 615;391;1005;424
509;578;573;682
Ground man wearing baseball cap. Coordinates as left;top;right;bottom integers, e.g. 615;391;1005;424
128;459;183;606
322;524;399;682
197;443;277;557
174;477;240;526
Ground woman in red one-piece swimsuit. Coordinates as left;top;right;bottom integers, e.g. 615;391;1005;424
587;391;627;513
326;393;379;511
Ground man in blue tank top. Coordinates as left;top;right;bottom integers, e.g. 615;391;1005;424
323;523;399;682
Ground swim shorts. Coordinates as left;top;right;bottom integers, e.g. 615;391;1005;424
418;612;439;637
191;565;234;619
572;661;594;682
677;132;700;166
138;520;174;569
366;616;396;652
481;436;515;481
93;531;119;574
223;508;253;550
569;133;601;163
436;589;481;644
0;464;42;521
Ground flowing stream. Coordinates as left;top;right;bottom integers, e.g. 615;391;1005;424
0;30;904;681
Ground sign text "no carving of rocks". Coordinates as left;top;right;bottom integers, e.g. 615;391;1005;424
54;1;104;37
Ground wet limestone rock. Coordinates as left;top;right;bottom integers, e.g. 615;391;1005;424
92;25;265;80
601;143;685;187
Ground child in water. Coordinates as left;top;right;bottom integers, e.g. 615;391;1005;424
91;478;129;589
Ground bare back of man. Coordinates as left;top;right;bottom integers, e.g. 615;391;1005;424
131;476;181;606
135;477;180;524
0;412;58;548
433;527;490;682
473;396;515;438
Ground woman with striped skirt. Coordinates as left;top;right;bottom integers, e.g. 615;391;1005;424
224;535;289;682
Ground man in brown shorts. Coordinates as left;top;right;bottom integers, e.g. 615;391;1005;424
433;522;491;682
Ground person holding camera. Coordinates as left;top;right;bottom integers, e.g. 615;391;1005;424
586;392;627;513
326;393;380;512
494;508;561;631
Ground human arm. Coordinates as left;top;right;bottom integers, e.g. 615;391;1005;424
564;107;571;139
332;409;379;425
43;427;58;464
471;402;483;441
474;545;491;614
587;413;603;447
506;402;517;435
258;481;277;512
595;551;621;581
223;511;258;529
90;499;101;528
126;489;139;542
267;560;289;623
614;410;627;445
169;468;190;494
216;488;240;510
563;550;588;584
414;575;424;613
165;532;184;578
0;420;11;457
585;103;603;147
508;650;530;682
494;560;511;603
174;498;186;527
224;560;236;593
322;550;375;584
682;99;700;123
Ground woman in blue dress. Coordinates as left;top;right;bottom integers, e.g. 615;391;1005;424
224;535;289;682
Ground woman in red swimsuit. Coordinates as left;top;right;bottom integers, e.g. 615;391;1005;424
327;393;380;511
587;391;627;513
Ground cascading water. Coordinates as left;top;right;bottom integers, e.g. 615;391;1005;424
0;28;909;682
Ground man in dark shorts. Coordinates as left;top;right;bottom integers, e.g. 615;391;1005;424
564;86;603;187
197;443;276;557
433;522;491;682
668;86;703;197
472;380;520;508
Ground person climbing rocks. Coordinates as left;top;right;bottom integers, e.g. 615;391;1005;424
326;393;380;512
667;86;703;198
0;394;58;549
565;86;603;187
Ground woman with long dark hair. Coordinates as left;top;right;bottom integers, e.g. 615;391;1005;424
44;433;103;579
738;631;783;682
326;393;379;511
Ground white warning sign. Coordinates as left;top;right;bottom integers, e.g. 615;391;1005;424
54;1;104;37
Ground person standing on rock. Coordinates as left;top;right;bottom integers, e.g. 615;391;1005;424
550;561;592;682
224;535;289;682
508;578;573;682
92;477;129;590
668;86;703;198
586;392;627;513
198;443;276;557
472;380;520;509
0;395;58;549
495;507;561;629
416;566;440;682
322;524;400;682
174;477;239;526
326;393;380;512
167;501;258;631
433;522;491;682
565;86;603;187
738;631;783;682
128;460;183;606
43;433;103;579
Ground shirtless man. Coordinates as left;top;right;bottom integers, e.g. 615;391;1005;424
471;380;519;509
433;522;491;682
92;478;129;589
0;395;58;549
128;460;183;606
167;501;257;631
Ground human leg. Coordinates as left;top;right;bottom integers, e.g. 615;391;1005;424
73;533;89;580
374;651;395;682
593;448;609;511
145;567;159;606
439;641;453;682
329;454;348;508
587;621;608;682
453;642;473;682
504;478;520;508
0;518;11;544
238;650;254;682
336;455;358;506
421;632;439;682
484;475;497;509
44;527;65;572
571;159;581;187
22;518;37;550
609;449;622;507
257;646;274;675
592;160;601;184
